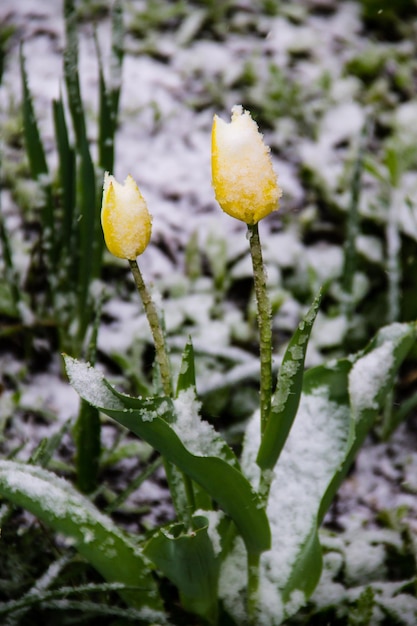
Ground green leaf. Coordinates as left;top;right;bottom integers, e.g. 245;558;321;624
175;338;212;512
97;0;123;171
52;94;76;257
319;321;417;520
0;460;164;617
0;174;20;315
63;0;87;151
64;355;271;556
342;122;367;312
20;45;54;261
256;287;323;471
144;515;219;624
19;46;48;179
74;400;101;494
176;337;196;395
225;321;417;625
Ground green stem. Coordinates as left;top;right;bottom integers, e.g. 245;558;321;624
129;259;196;522
129;259;172;397
248;223;272;435
183;472;196;528
247;551;260;625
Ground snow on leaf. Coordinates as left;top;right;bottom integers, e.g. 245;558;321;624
64;355;125;411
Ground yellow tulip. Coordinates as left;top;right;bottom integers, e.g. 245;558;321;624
101;173;152;260
211;105;282;225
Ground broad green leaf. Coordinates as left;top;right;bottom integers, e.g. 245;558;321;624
318;321;417;521
0;460;164;618
224;321;416;625
257;288;323;471
144;515;219;624
64;355;271;556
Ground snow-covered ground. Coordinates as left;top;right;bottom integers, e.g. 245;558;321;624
1;1;417;619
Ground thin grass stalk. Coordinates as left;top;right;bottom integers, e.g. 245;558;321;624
77;139;99;345
0;157;21;316
110;0;124;115
63;0;87;152
342;123;367;325
95;0;124;173
52;94;76;264
19;46;55;267
381;148;402;439
105;456;163;514
386;189;401;325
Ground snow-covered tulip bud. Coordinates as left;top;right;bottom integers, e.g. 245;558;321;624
211;105;282;225
101;173;152;260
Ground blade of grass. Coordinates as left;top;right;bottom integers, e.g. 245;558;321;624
342;120;368;324
95;0;124;174
74;291;103;492
256;287;324;476
76;137;98;344
63;0;87;152
0;156;20;316
52;94;76;261
20;45;55;263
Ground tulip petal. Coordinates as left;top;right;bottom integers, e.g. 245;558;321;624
101;173;152;260
212;105;282;224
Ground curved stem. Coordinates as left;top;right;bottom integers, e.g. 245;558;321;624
248;223;272;434
129;259;172;397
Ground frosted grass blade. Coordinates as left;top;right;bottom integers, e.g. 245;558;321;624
342;122;367;321
96;0;123;171
110;0;124;113
0;460;164;617
77;138;98;341
20;46;54;260
97;50;115;172
176;338;196;394
0;157;20;316
63;0;87;151
52;95;76;259
19;46;48;179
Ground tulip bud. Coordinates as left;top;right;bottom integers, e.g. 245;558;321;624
211;105;282;225
101;173;152;260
